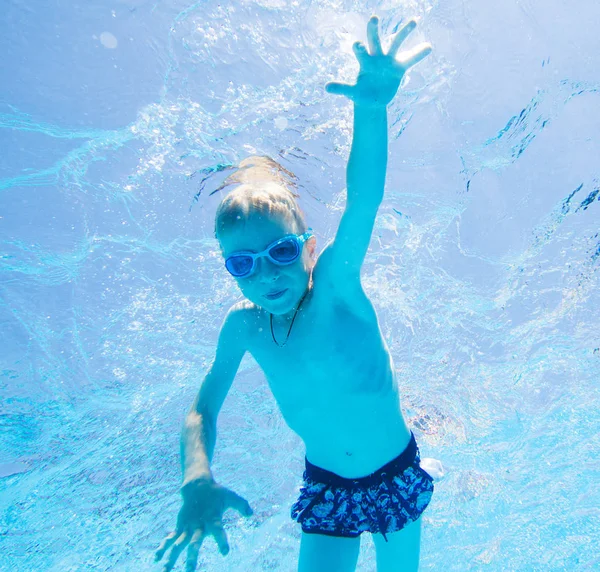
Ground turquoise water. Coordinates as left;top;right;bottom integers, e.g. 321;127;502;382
1;0;599;570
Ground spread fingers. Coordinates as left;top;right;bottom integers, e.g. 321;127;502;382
367;16;383;56
155;531;177;562
388;19;417;58
396;42;433;69
163;531;190;572
210;524;230;556
352;41;370;66
185;529;206;572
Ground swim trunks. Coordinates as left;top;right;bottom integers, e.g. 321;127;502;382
290;431;434;542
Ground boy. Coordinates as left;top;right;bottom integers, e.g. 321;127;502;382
156;15;434;572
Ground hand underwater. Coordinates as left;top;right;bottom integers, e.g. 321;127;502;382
326;16;432;108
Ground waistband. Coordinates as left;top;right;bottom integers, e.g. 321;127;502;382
304;431;418;488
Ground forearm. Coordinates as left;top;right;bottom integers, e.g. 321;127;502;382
180;410;216;486
347;104;388;207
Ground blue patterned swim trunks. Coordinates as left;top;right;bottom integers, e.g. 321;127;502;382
291;431;434;542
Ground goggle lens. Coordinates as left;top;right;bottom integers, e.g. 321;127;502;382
226;256;253;276
269;238;299;262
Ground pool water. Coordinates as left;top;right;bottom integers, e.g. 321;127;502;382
1;0;599;570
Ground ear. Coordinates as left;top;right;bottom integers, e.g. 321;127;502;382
307;235;317;258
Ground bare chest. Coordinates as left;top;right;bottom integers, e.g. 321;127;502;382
245;290;392;408
242;287;411;475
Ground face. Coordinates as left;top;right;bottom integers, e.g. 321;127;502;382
219;214;316;316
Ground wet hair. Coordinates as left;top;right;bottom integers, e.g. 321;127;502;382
213;156;308;241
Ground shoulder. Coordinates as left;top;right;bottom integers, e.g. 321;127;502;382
230;299;258;313
227;299;258;324
224;299;262;338
220;300;253;344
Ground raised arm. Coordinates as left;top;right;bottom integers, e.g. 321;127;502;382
156;303;253;572
319;16;431;292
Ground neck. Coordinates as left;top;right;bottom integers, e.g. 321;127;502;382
273;281;312;323
269;283;312;347
273;271;313;322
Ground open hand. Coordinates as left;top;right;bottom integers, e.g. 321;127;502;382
326;16;432;107
155;478;253;572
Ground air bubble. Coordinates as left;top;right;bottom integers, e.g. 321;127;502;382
100;32;118;49
274;117;288;130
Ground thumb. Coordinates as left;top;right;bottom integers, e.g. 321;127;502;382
225;489;253;517
325;82;355;100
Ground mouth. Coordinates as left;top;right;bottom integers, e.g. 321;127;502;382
264;288;288;300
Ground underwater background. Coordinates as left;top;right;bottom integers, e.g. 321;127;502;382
1;0;599;569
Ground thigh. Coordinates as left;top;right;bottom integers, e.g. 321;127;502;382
373;516;422;572
298;532;361;572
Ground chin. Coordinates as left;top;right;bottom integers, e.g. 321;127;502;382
265;301;294;315
264;293;299;315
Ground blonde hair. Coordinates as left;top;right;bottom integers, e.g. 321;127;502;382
213;156;308;240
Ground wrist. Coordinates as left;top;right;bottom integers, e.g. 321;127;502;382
182;465;214;487
181;474;214;495
354;101;389;112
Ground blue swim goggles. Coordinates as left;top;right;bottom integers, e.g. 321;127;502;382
224;229;313;278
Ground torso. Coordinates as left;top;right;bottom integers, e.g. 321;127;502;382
239;258;412;479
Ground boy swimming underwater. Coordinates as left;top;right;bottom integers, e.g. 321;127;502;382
156;16;434;572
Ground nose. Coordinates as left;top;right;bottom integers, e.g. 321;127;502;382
256;256;280;282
